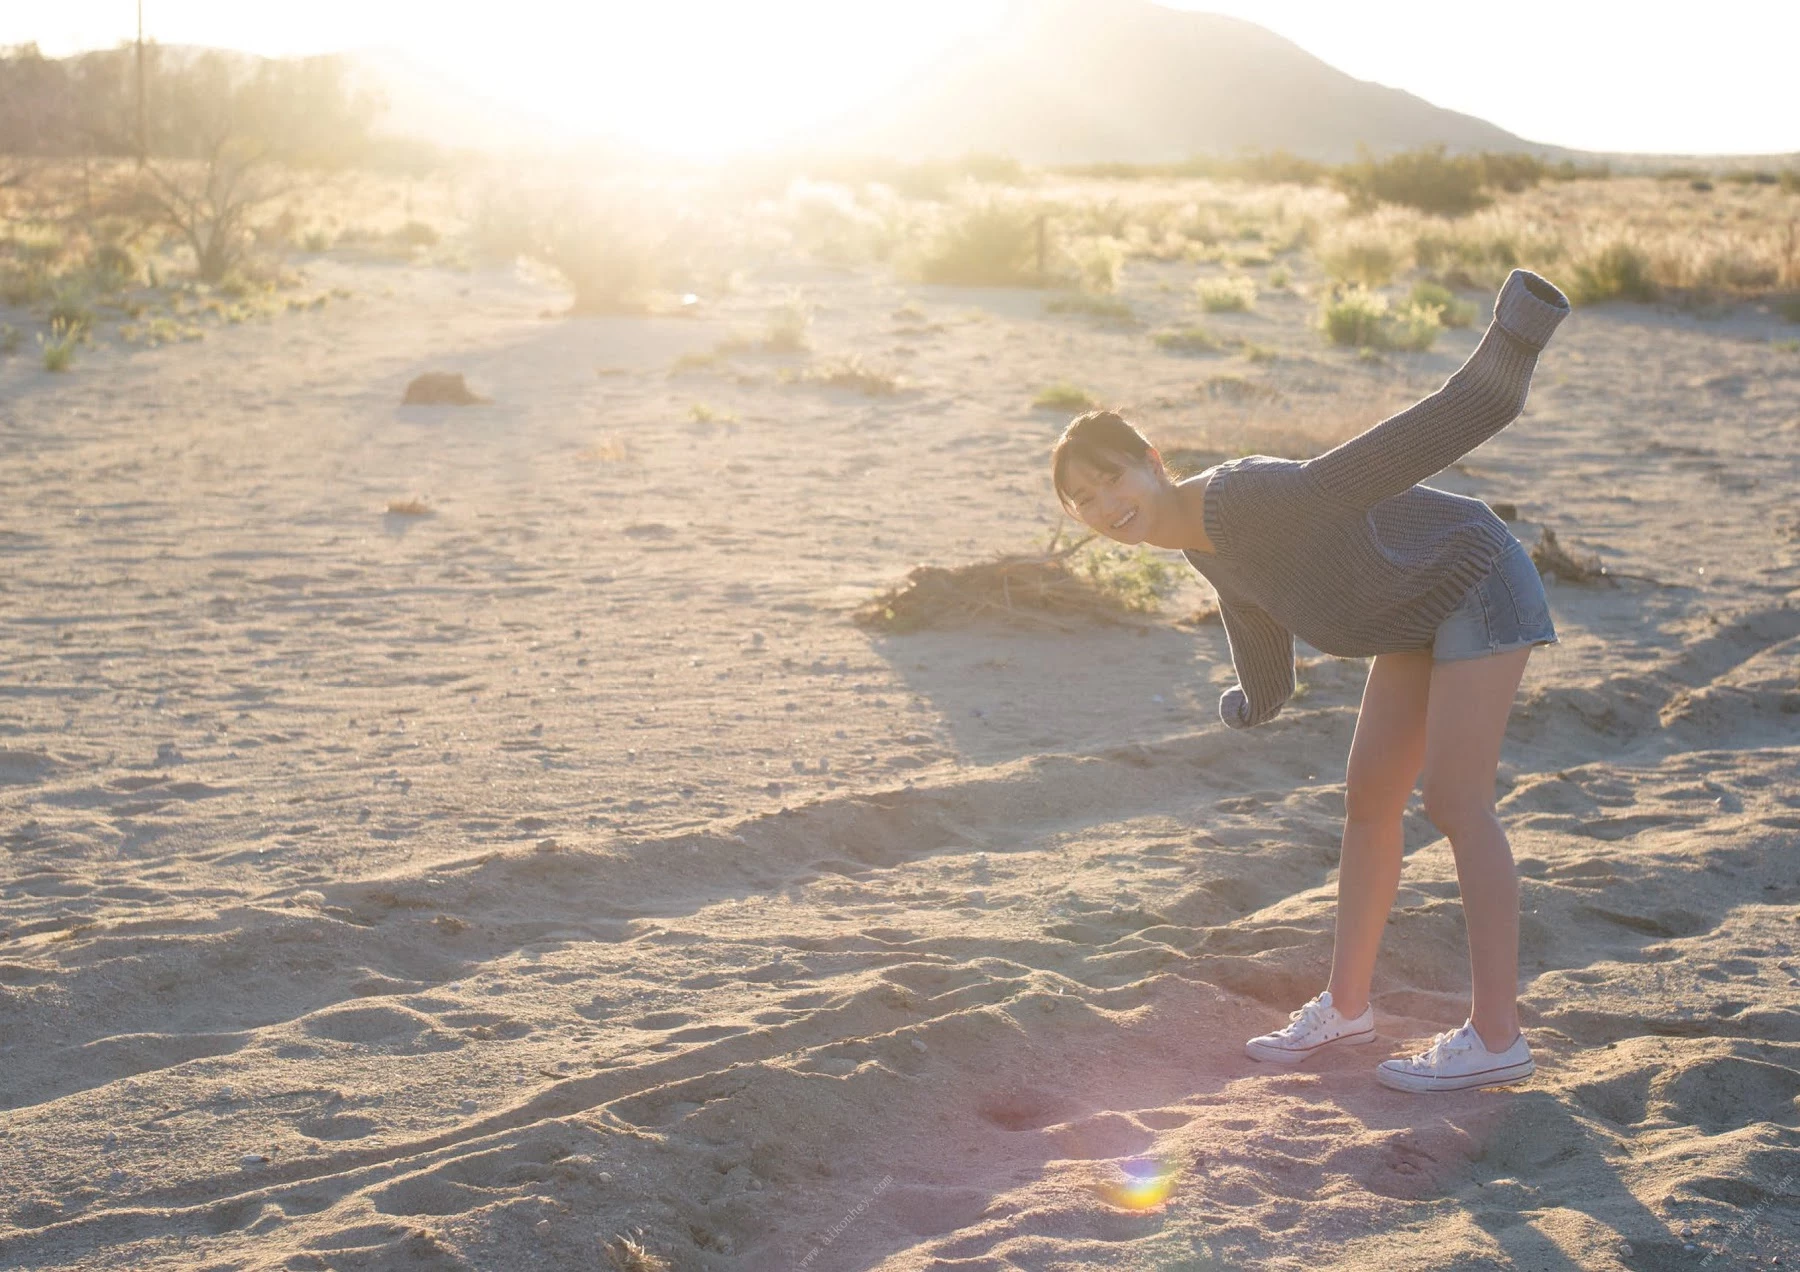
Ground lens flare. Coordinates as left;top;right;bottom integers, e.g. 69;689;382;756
1098;1154;1178;1210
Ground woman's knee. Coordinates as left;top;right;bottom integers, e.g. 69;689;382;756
1344;770;1413;826
1419;778;1496;839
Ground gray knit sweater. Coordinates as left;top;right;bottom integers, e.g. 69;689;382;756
1184;268;1571;728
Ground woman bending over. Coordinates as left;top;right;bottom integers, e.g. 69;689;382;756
1052;268;1570;1092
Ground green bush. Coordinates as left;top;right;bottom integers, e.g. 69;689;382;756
1033;382;1097;411
90;243;139;291
1476;152;1547;193
918;203;1045;287
1382;302;1444;351
1076;542;1182;612
1195;275;1256;312
1320;236;1402;287
1322;286;1386;347
1407;280;1477;328
1569;243;1657;304
47;288;94;333
1152;325;1224;354
1320;286;1441;351
1045;292;1135;321
1337;145;1492;216
40;319;80;371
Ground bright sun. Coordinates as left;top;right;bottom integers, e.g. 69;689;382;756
450;1;1010;159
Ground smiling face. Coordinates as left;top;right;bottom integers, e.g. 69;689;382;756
1058;449;1169;544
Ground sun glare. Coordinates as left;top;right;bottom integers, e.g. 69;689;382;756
16;0;1010;161
462;2;1011;160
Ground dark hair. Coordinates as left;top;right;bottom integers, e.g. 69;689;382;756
1050;409;1155;512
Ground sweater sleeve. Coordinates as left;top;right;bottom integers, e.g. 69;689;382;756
1215;593;1296;729
1302;269;1570;509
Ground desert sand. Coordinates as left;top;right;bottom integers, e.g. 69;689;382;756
2;245;1798;1271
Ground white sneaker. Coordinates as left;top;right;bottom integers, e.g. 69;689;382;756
1245;990;1376;1064
1375;1020;1534;1093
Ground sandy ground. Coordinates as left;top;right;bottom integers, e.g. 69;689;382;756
1;248;1798;1271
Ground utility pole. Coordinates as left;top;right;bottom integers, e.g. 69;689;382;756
135;0;146;166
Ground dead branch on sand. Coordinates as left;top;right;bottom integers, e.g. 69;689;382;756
1529;526;1668;587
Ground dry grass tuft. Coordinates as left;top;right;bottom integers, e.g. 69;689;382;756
385;497;433;516
786;355;903;395
602;1231;672;1272
1032;382;1097;411
579;436;633;462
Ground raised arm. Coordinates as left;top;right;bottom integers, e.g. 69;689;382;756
1215;593;1296;729
1302;269;1570;509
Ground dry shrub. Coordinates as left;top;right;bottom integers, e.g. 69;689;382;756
854;533;1175;633
1153;325;1225;354
602;1232;671;1272
385;497;432;516
579;436;632;462
1320;285;1441;350
917;200;1046;286
1045;291;1135;321
786;355;903;395
1530;527;1616;586
1318;221;1409;285
1196;274;1257;311
1336;145;1492;216
1568;241;1657;305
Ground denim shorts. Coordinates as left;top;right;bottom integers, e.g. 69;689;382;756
1431;539;1558;662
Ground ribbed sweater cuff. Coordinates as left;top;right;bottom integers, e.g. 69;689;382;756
1492;269;1570;350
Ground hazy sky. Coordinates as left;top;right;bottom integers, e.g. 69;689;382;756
9;1;1799;158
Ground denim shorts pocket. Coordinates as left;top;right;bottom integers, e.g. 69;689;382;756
1496;541;1552;631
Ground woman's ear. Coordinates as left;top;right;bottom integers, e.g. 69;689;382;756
1146;446;1169;480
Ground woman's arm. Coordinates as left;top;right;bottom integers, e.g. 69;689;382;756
1302;269;1570;509
1216;594;1296;729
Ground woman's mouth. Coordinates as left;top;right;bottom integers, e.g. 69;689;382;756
1110;508;1137;531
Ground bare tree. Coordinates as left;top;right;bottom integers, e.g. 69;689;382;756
132;135;290;282
124;50;374;282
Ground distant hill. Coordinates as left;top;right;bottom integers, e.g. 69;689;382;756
814;0;1566;164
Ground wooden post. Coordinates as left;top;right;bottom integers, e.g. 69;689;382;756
136;0;147;166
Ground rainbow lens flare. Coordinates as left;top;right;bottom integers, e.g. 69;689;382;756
1099;1154;1178;1210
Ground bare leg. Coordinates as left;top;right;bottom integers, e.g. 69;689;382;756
1419;647;1533;1052
1325;651;1432;1018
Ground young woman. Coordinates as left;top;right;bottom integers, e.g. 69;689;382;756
1052;268;1570;1093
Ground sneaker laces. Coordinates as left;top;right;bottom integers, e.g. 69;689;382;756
1276;995;1332;1039
1407;1025;1476;1070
